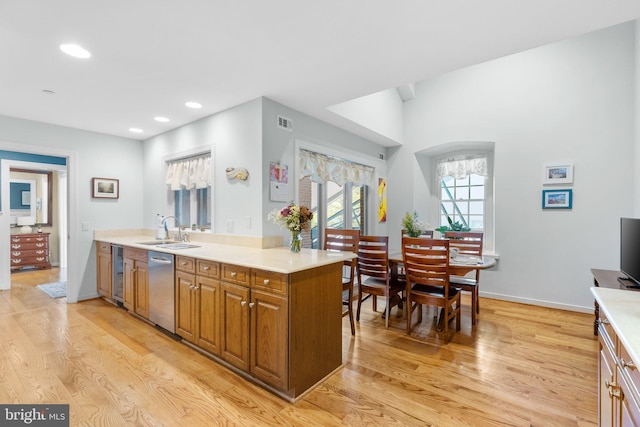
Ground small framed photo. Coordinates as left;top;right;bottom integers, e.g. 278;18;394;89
92;177;119;199
542;189;572;209
543;163;573;184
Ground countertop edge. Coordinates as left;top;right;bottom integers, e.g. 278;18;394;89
95;235;354;274
591;286;640;369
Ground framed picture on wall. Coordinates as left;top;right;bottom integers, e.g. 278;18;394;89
542;189;572;209
92;177;119;199
543;163;573;184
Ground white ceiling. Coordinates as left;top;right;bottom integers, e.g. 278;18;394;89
1;1;640;147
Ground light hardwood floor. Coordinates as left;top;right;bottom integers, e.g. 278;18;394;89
1;268;598;426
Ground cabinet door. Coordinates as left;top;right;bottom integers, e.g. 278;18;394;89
250;289;288;390
123;257;135;311
220;282;250;371
619;369;640;427
599;328;617;427
176;271;196;342
134;261;149;319
196;276;220;356
97;251;112;298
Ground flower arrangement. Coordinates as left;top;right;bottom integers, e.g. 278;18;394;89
402;211;425;238
268;202;314;252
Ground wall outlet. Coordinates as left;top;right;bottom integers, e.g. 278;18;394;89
226;220;233;233
82;221;89;231
245;216;251;229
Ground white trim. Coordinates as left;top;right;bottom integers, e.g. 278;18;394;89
480;291;592;314
0;142;77;303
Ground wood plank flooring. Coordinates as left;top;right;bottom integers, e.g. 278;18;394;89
1;268;598;426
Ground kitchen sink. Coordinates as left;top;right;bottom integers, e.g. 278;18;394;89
136;241;200;250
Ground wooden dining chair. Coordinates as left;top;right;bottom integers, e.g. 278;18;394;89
444;231;483;325
356;235;404;329
398;229;434;283
402;236;461;343
324;228;360;336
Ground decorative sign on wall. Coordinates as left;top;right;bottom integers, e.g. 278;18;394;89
269;162;289;202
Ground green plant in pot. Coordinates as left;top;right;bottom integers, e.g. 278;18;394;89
435;215;470;237
402;211;425;238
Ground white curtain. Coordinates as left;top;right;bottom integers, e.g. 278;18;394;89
165;155;211;190
436;154;488;180
299;149;374;186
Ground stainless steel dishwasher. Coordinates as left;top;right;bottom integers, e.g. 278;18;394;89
148;251;176;333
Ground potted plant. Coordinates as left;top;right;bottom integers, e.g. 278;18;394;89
435;215;471;237
402;211;426;237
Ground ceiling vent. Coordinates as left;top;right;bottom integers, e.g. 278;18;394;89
277;115;293;131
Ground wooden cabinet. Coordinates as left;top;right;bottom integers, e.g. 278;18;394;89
123;247;149;319
97;240;343;401
176;257;221;356
597;310;640;426
96;241;112;298
10;233;51;271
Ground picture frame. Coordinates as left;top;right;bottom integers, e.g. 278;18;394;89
543;163;573;184
92;177;119;199
542;189;572;209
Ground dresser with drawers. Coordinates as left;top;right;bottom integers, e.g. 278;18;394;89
10;233;51;271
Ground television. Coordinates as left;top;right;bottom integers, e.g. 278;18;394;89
619;217;640;288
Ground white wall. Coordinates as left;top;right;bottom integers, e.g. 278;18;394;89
0;116;144;301
392;21;636;311
142;98;263;236
261;98;389;241
327;88;404;144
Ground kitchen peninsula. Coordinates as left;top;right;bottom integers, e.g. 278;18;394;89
94;231;354;402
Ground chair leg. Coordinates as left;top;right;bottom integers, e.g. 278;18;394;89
347;285;355;335
470;290;477;326
372;295;377;312
356;291;363;322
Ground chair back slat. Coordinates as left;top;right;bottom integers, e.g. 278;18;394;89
357;235;389;280
324;228;360;254
444;231;483;257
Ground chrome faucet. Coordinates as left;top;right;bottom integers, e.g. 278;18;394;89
161;216;182;241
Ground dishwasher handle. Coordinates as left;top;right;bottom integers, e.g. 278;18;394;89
150;256;173;264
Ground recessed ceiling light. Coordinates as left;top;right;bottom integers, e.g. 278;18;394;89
154;116;170;123
129;128;144;134
42;89;56;95
185;101;202;109
59;43;91;59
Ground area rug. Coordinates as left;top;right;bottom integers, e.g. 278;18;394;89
36;282;67;298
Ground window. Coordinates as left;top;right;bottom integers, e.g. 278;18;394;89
298;148;373;249
434;151;494;252
166;154;211;230
440;174;485;230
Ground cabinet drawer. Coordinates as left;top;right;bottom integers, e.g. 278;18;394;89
620;344;640;400
96;241;111;253
598;311;616;348
124;247;147;263
251;269;288;295
197;259;220;278
11;234;48;244
221;263;249;285
176;256;196;273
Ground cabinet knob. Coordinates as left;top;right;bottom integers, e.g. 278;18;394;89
231;271;237;278
132;268;137;273
249;302;255;309
598;318;610;325
181;261;187;266
203;266;210;271
241;300;247;306
621;358;637;370
263;279;270;285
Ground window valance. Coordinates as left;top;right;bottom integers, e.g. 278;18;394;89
165;155;211;190
298;149;374;186
436;154;488;180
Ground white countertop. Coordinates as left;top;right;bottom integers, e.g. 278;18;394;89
96;235;354;274
591;287;640;368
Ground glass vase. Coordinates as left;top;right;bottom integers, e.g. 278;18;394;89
290;230;302;253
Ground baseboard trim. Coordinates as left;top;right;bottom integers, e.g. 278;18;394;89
480;291;592;314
